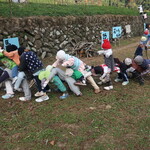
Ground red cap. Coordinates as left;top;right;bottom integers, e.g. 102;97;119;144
144;30;149;35
102;39;111;49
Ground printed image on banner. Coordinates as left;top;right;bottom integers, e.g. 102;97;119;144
112;26;122;39
3;37;20;49
101;31;109;44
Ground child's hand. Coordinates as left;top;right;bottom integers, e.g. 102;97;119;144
97;50;104;55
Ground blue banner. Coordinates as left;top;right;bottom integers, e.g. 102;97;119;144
101;31;109;44
112;26;122;39
3;37;20;50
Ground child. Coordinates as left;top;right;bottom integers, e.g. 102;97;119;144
134;42;145;58
65;68;86;86
38;68;69;100
124;57;144;85
41;65;82;96
18;47;50;102
91;64;113;90
97;39;115;72
0;45;19;84
0;51;18;84
52;50;100;93
114;58;129;86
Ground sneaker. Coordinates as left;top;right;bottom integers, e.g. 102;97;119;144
74;81;86;86
94;88;100;94
35;95;49;102
12;77;18;84
104;85;113;90
29;79;36;88
2;94;14;99
34;91;45;97
114;78;122;82
19;97;30;101
122;81;129;86
59;93;69;100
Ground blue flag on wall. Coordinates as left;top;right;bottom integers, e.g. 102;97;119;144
112;26;122;39
3;37;20;50
101;31;109;44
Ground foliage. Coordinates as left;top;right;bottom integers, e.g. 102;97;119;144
0;1;143;17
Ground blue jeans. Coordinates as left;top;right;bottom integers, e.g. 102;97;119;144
12;66;18;78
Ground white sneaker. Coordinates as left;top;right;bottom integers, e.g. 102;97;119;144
34;91;45;97
35;95;49;102
109;85;113;89
122;81;129;86
114;78;122;82
104;85;113;90
19;97;30;101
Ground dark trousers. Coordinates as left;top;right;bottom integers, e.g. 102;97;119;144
118;72;128;81
33;76;50;92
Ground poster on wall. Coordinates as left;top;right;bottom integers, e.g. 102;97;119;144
3;37;20;50
112;26;122;39
101;31;109;44
125;25;131;34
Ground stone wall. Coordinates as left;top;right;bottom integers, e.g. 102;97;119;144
0;15;149;58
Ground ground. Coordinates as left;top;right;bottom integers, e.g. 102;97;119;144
0;37;150;150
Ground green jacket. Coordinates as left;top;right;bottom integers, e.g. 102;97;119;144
71;70;83;80
0;52;17;69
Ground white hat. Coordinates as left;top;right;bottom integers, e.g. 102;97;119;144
124;58;132;65
46;65;53;72
134;55;144;65
141;36;147;42
56;50;66;60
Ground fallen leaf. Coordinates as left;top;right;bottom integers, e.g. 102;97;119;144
49;140;55;145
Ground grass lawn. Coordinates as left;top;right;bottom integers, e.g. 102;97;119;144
0;37;150;149
0;1;142;17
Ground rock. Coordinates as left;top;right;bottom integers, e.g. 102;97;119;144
28;41;33;46
24;35;28;40
41;51;46;59
56;31;61;36
60;41;68;48
31;47;37;52
3;31;8;35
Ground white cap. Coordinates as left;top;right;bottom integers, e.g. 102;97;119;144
124;58;132;65
141;36;147;42
56;50;66;60
134;55;144;65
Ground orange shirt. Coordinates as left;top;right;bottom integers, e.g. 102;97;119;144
3;50;20;65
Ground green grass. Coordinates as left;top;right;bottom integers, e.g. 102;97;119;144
0;39;150;149
0;1;144;18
